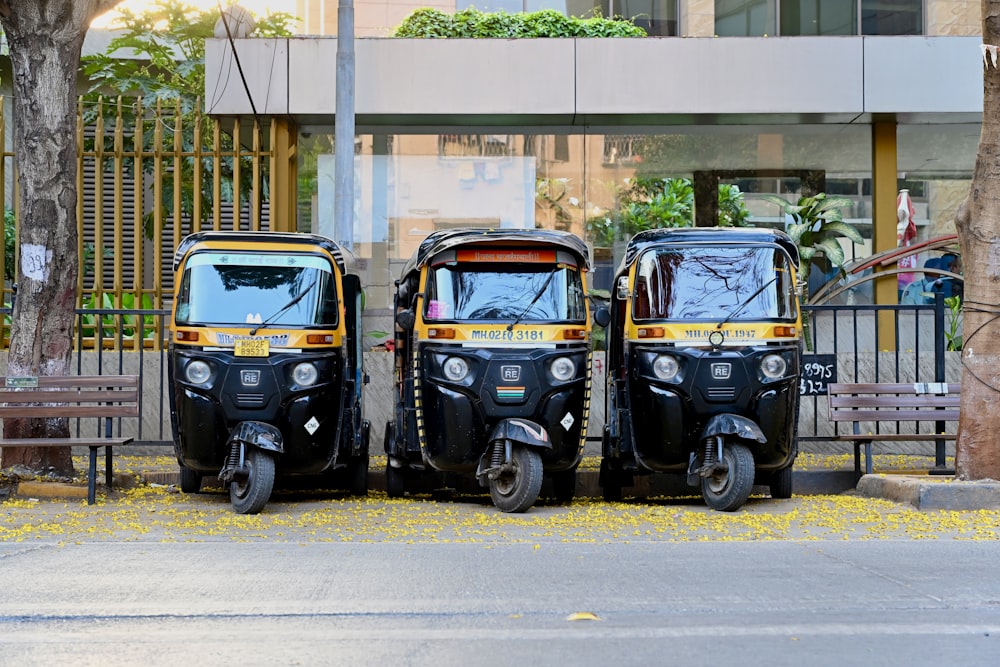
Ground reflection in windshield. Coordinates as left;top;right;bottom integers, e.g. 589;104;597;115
632;246;796;321
425;263;586;322
174;252;338;327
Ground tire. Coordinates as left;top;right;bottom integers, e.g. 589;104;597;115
551;469;576;504
701;442;755;512
599;458;623;503
229;448;276;515
769;465;793;499
346;454;369;496
489;444;543;513
385;461;406;498
382;420;395;456
179;466;202;494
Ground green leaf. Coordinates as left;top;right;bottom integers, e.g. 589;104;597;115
814;196;854;213
758;194;795;213
818;221;864;245
815;237;846;268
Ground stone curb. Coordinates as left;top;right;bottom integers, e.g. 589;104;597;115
857;474;1000;510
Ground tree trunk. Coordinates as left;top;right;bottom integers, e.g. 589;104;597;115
952;3;1000;480
0;0;121;474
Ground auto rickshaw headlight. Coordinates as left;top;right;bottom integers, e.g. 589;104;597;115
184;360;212;385
760;353;788;379
292;362;319;387
442;356;470;382
652;355;680;381
549;356;576;382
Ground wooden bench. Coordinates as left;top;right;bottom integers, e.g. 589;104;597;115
0;375;140;504
827;382;959;478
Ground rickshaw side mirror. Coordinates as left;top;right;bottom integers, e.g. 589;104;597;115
616;276;630;300
395;309;416;331
593;307;611;328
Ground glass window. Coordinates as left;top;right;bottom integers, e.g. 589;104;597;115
715;0;775;36
425;259;587;322
632;245;797;321
717;1;923;36
861;0;921;35
618;0;678;36
175;252;338;327
780;0;855;36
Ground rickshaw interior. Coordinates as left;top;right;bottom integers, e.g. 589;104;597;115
423;248;587;323
174;252;339;327
630;245;798;322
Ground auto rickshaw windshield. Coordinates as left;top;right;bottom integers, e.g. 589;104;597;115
633;245;797;321
425;261;586;322
175;252;339;327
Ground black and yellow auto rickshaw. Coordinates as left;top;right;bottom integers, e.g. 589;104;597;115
168;231;369;514
385;228;600;512
601;228;801;511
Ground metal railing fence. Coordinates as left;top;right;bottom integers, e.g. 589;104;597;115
0;298;960;459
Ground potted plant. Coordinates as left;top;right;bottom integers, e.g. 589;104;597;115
759;192;863;348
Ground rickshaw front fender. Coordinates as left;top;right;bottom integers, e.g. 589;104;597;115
227;420;285;454
700;414;767;445
488;418;553;451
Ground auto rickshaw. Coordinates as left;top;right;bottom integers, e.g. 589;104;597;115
168;231;370;514
385;228;601;512
600;227;801;511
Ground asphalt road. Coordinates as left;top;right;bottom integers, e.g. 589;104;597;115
2;489;999;666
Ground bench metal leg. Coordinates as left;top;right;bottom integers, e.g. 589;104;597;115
853;439;874;481
87;446;98;505
106;446;113;492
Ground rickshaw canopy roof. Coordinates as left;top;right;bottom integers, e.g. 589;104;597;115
172;231;355;275
615;227;800;278
400;228;592;281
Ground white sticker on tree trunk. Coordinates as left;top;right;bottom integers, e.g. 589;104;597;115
21;244;52;281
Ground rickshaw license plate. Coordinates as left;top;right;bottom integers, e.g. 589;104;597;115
234;338;270;357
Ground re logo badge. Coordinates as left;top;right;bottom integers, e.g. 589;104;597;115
711;363;731;380
501;365;521;382
241;370;261;386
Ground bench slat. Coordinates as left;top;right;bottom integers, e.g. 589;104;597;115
0;388;139;404
826;433;956;441
0;375;138;389
830;408;959;422
0;405;140;418
828;382;958;395
0;437;133;447
829;395;960;409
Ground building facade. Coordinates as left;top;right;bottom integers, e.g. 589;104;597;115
207;1;982;326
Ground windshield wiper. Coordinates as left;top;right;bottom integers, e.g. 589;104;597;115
716;277;776;329
249;279;318;336
507;269;557;332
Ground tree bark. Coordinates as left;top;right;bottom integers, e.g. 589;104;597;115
953;3;1000;481
0;0;121;474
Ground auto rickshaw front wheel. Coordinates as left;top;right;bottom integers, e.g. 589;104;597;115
229;448;276;515
700;442;754;512
488;444;543;513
